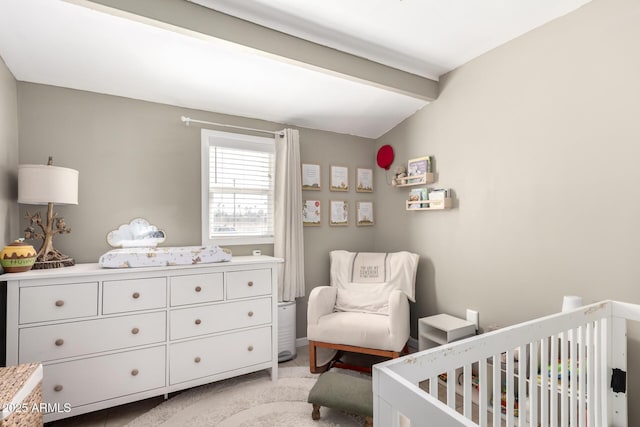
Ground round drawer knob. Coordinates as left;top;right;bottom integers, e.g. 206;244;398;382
55;300;65;307
247;345;254;352
194;357;201;363
132;292;140;299
53;385;63;392
247;281;254;287
55;339;64;346
248;311;254;317
195;286;202;292
131;328;140;335
131;369;139;376
195;319;202;325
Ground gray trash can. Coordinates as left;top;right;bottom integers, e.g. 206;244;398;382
278;301;296;362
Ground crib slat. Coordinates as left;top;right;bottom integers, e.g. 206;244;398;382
578;326;586;427
550;334;559;426
596;318;607;427
429;375;439;399
569;327;578;426
595;320;602;426
506;350;515;427
517;345;526;427
479;358;488;427
540;337;549;427
586;322;595;427
492;355;501;427
447;369;456;409
561;331;568;426
463;364;472;419
529;340;539;427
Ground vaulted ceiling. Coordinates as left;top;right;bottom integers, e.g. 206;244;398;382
0;0;592;138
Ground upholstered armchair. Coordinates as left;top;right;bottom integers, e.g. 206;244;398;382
307;250;419;373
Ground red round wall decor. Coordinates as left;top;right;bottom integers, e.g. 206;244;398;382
376;144;394;170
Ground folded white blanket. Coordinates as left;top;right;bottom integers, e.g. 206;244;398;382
351;252;387;283
99;245;232;268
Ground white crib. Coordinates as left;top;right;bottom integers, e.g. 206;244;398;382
373;300;639;427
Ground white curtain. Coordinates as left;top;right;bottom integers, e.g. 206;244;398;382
274;128;305;302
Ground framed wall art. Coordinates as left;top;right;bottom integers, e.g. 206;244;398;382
330;165;349;192
356;201;374;226
356;168;373;193
329;200;349;226
302;163;321;191
303;200;321;226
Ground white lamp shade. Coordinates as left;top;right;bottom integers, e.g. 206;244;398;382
18;164;79;205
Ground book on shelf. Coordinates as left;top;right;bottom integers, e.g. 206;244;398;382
408;188;428;208
428;188;451;205
407;156;432;184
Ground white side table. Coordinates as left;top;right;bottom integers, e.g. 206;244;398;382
418;314;476;351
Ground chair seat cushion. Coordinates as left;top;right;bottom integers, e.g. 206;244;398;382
307;372;373;417
308;311;404;351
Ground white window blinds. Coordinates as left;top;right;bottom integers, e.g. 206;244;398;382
201;130;275;245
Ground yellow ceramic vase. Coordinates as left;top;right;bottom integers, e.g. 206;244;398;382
1;240;37;273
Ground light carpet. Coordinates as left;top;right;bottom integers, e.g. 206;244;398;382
125;366;365;427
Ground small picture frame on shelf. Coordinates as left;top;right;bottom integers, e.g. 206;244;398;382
302;200;321;226
407;156;431;184
356;201;374;226
302;163;321;191
329;200;349;226
330;165;349;191
356;168;373;193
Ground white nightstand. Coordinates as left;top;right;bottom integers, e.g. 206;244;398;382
418;314;476;351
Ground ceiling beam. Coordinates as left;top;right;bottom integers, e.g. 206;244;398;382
68;0;438;102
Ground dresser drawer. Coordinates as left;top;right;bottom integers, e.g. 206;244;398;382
43;346;165;409
226;269;271;299
170;273;223;306
20;282;98;324
103;277;166;314
170;298;271;340
19;311;166;363
169;326;271;385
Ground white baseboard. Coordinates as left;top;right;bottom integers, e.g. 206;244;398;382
296;337;308;348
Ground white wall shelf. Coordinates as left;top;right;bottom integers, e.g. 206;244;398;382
395;173;434;187
406;198;452;211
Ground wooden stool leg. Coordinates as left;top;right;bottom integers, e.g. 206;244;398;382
365;416;373;427
312;404;321;420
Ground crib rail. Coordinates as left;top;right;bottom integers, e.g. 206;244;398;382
373;300;640;427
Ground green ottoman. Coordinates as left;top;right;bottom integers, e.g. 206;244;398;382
307;371;373;427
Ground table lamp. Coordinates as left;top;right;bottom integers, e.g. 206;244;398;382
18;156;79;269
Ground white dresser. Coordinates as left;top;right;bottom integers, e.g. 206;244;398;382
1;256;282;422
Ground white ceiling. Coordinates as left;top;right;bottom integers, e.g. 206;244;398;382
0;0;591;138
190;0;593;80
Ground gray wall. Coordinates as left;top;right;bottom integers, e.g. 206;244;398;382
16;82;375;337
374;0;640;421
0;57;19;271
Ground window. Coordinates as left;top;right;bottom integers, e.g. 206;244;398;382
201;129;275;245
